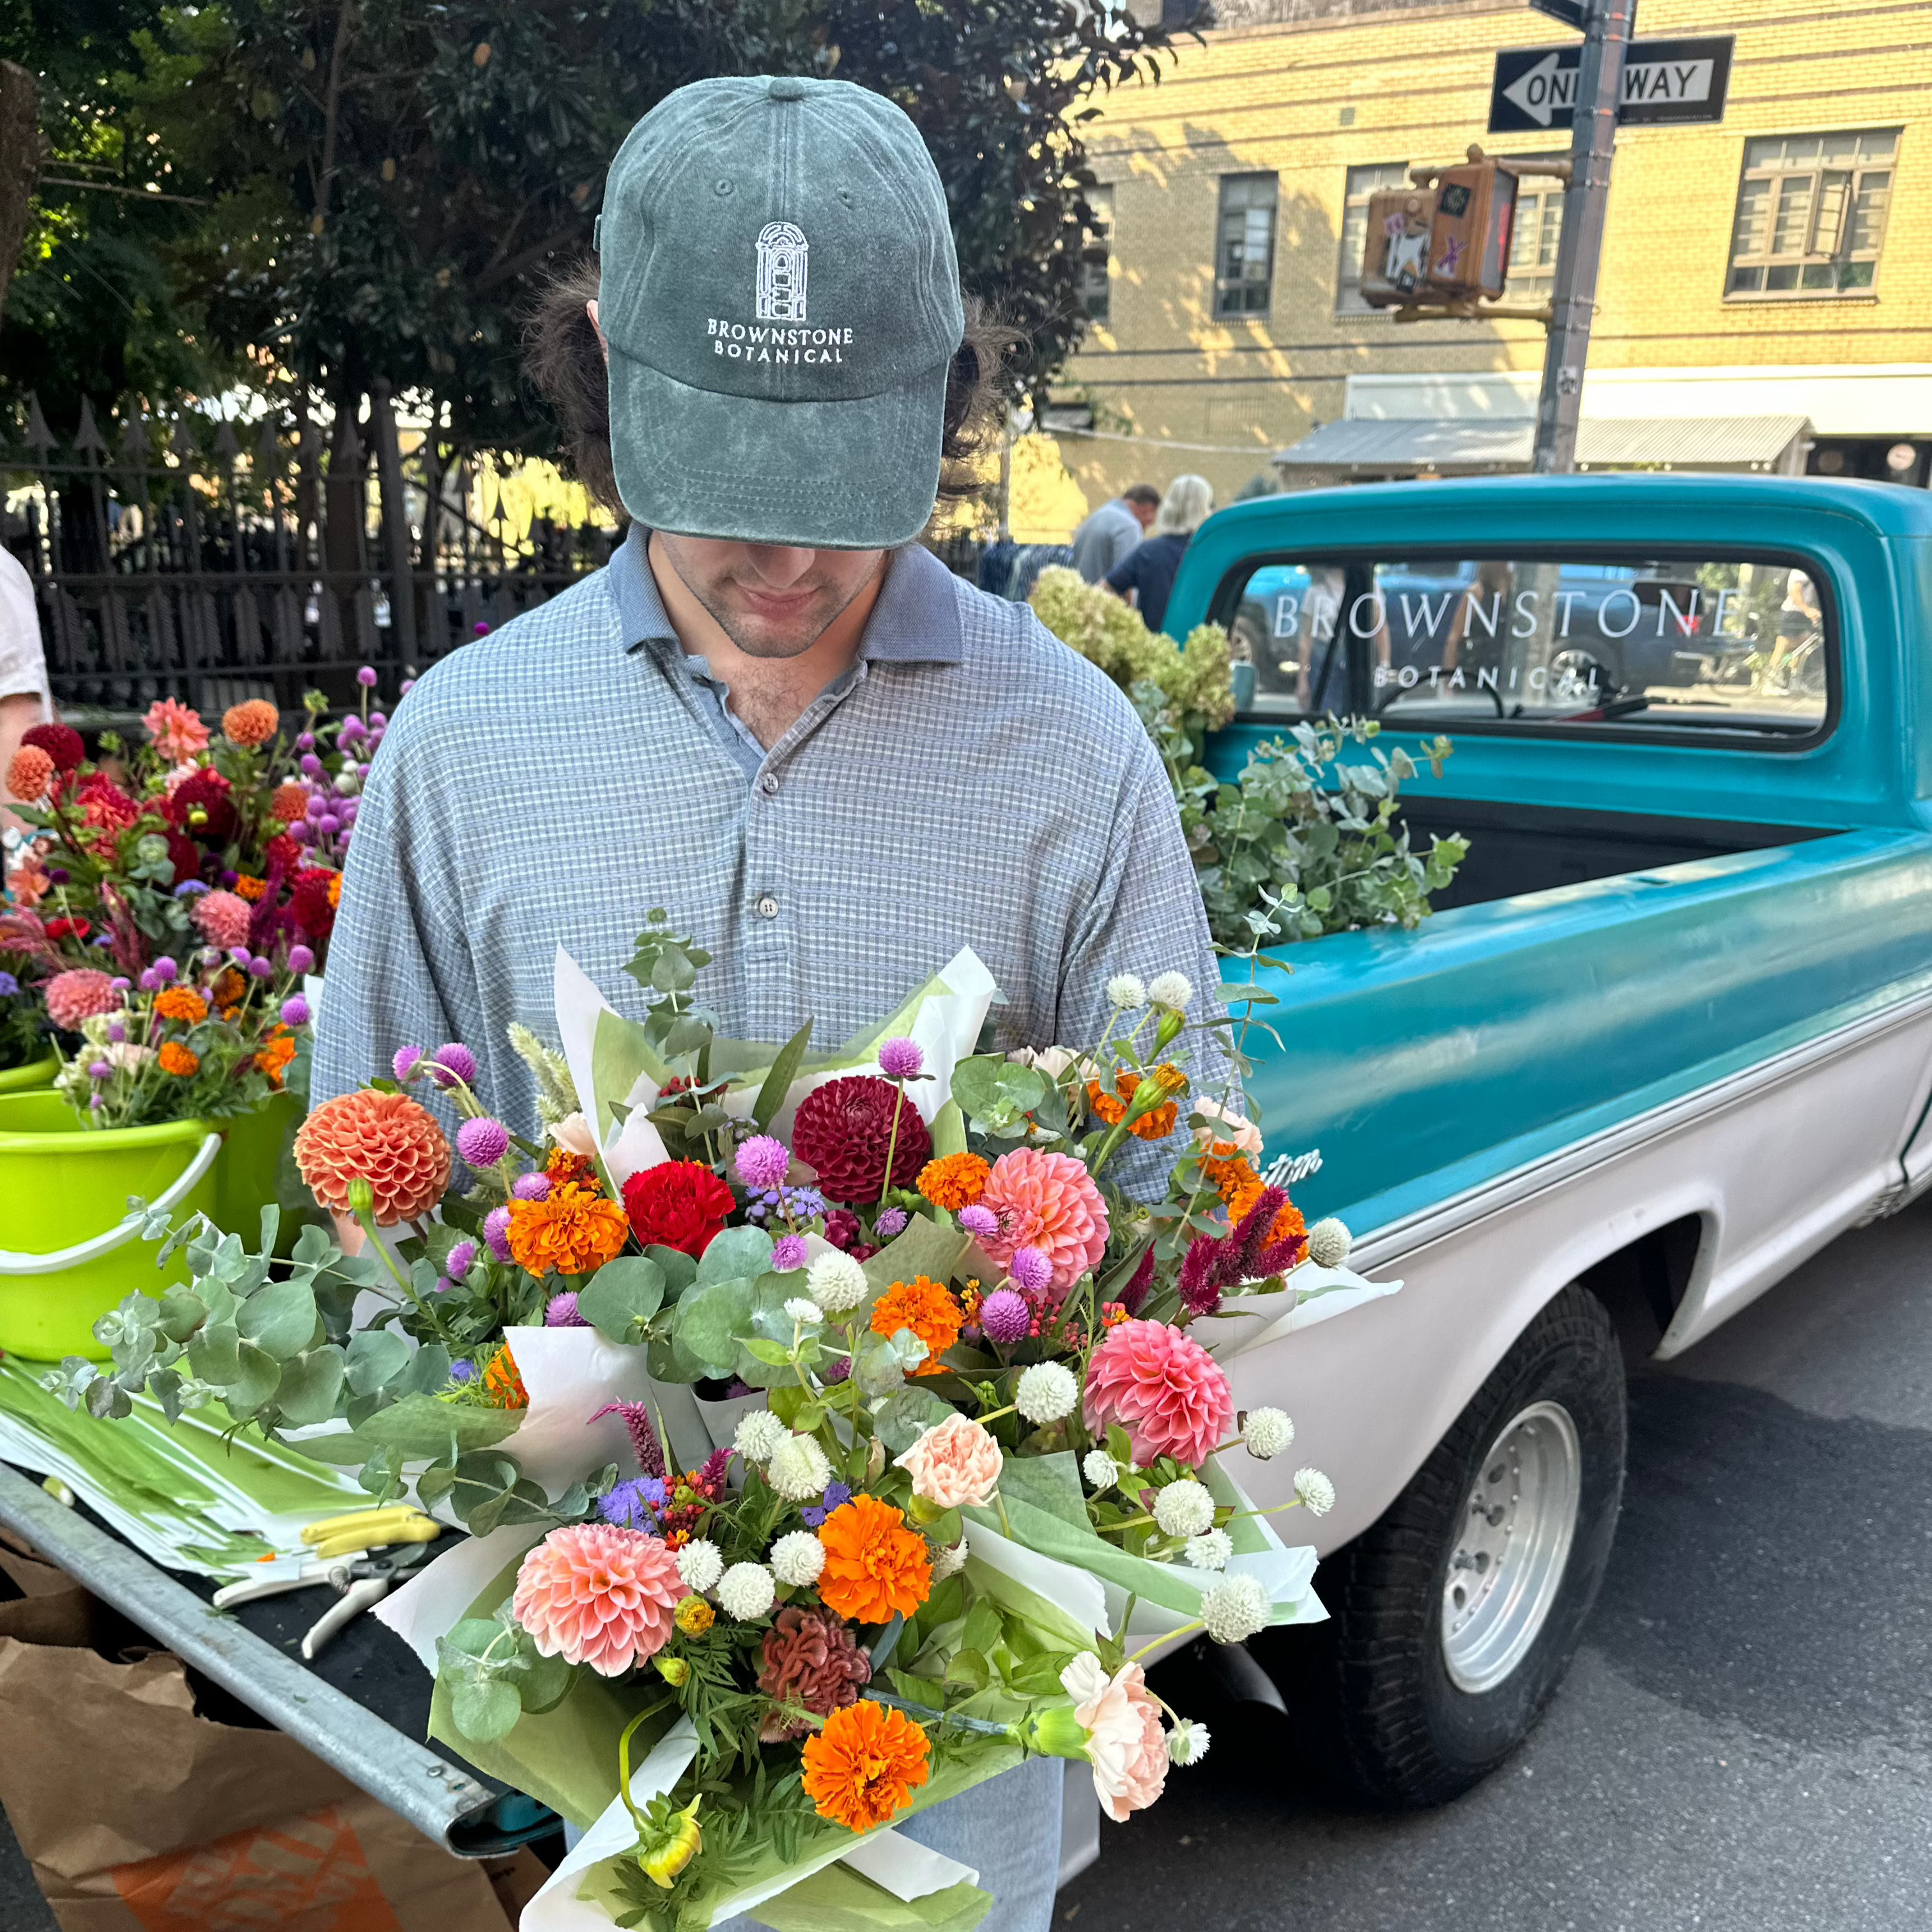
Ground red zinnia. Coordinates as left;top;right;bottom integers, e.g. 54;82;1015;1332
22;722;84;772
621;1160;735;1258
290;867;339;940
165;769;238;846
791;1075;933;1205
264;832;301;874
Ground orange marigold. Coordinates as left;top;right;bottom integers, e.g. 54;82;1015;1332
544;1147;600;1193
506;1181;629;1278
868;1275;961;1377
480;1344;528;1409
157;1041;200;1077
816;1494;933;1627
916;1151;990;1211
1227;1179;1307;1253
1087;1066;1185;1142
1205;1153;1259;1202
233;873;268;903
802;1699;930;1832
153;987;208;1025
256;1031;298;1088
210;966;247;1009
222;698;280;747
328;872;342;909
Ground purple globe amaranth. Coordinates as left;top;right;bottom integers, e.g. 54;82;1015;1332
958;1204;999;1241
288;944;316;975
1008;1247;1054;1295
280;996;312;1028
483;1204;513;1261
430;1041;478;1089
735;1133;792;1193
511;1172;551;1202
875;1207;909;1239
544;1291;590;1328
393;1045;424;1084
456;1115;511;1170
446;1239;479;1281
877;1036;924;1080
770;1234;809;1272
979;1289;1031;1345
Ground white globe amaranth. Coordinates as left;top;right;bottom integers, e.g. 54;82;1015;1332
1294;1467;1336;1517
931;1535;969;1580
733;1410;788;1463
1147;971;1193;1012
769;1530;826;1587
807;1250;870;1315
783;1296;824;1324
1152;1478;1216;1540
717;1562;777;1620
1184;1529;1233;1573
1166;1717;1212;1766
1082;1449;1121;1492
1015;1361;1078;1425
1241;1406;1294;1460
675;1538;724;1595
1105;972;1146;1010
1305;1217;1353;1268
1200;1572;1271;1644
766;1432;834;1501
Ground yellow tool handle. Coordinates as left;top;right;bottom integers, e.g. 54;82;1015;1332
300;1506;433;1547
307;1517;442;1561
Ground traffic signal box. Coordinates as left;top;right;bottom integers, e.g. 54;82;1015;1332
1360;148;1536;311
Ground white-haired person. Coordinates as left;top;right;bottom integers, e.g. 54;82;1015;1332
1103;472;1213;633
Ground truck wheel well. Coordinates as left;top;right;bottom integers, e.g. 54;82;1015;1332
1577;1215;1704;1364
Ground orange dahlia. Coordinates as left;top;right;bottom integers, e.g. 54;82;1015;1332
816;1495;932;1625
294;1089;452;1225
270;781;310;824
153;987;209;1025
802;1699;930;1832
506;1181;629;1278
157;1041;200;1077
916;1151;990;1211
222;698;280;747
868;1275;961;1377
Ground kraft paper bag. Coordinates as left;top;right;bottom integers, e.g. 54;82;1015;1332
0;1538;528;1932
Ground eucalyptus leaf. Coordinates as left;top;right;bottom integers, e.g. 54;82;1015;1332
274;1346;346;1427
236;1278;321;1361
226;1341;282;1416
185;1320;241;1386
344;1327;411;1396
672;1276;756;1378
576;1255;666;1344
451;1675;524;1743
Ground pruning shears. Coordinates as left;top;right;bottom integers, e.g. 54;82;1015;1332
298;1505;442;1561
213;1545;431;1659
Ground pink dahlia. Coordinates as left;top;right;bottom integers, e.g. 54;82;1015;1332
44;968;122;1032
190;888;252;950
511;1522;684;1676
977;1148;1108;1291
1084;1318;1235;1471
142;697;209;763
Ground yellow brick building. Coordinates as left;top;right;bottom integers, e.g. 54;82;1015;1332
1053;0;1932;521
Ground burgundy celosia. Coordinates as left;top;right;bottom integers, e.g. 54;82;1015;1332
756;1606;872;1742
1176;1186;1308;1319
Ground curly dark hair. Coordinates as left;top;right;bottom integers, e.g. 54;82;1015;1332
523;257;1013;524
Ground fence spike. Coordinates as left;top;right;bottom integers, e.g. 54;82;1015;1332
254;418;282;470
121;413;150;464
73;397;108;456
213;418;241;460
169;415;195;461
22;394;54;452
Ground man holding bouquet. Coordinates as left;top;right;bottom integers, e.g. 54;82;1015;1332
316;73;1223;1931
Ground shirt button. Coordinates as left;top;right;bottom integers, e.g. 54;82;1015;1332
760;772;780;796
756;893;780;920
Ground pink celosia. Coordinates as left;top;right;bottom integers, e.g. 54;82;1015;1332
142;697;210;763
190;888;252;949
511;1522;684;1675
977;1148;1108;1292
894;1411;1003;1509
1061;1653;1169;1822
43;968;122;1032
1083;1319;1235;1471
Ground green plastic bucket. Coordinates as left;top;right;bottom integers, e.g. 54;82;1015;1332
0;1054;59;1095
213;1088;305;1254
0;1092;224;1362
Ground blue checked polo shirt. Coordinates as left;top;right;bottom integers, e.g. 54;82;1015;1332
313;530;1227;1186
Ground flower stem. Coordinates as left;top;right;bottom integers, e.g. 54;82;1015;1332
616;1696;673;1833
1125;1621;1202;1667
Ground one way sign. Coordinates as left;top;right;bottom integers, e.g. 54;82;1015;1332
1489;37;1735;133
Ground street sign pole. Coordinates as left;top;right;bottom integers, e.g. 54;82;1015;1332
1531;0;1635;473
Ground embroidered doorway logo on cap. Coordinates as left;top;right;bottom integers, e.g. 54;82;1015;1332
755;222;809;321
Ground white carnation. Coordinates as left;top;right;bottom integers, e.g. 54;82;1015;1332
1200;1572;1271;1644
733;1410;788;1462
717;1562;776;1620
1015;1361;1077;1425
1305;1217;1353;1268
675;1539;724;1595
1241;1406;1294;1460
766;1432;834;1501
1082;1450;1121;1491
769;1531;826;1587
783;1296;824;1324
1166;1717;1212;1765
1294;1467;1335;1517
1153;1479;1216;1539
1184;1529;1233;1573
1105;972;1146;1010
930;1535;969;1580
807;1250;870;1315
1147;972;1193;1012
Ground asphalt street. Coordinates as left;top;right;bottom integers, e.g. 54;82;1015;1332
3;1192;1929;1929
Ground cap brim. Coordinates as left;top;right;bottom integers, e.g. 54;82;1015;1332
606;351;949;549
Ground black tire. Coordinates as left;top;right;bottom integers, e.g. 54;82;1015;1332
1257;1282;1626;1807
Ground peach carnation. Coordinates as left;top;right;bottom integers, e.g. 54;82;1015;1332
1192;1095;1263;1160
6;744;52;804
44;968;122;1032
511;1522;684;1675
1083;1318;1235;1471
191;889;252;950
222;698;280;747
293;1089;452;1225
894;1411;1002;1509
977;1148;1108;1291
1061;1653;1168;1823
142;697;209;762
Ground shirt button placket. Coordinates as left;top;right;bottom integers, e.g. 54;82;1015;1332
756;893;779;921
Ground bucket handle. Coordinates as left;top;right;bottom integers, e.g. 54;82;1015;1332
0;1132;223;1276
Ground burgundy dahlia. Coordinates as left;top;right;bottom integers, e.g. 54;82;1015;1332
22;722;84;772
756;1606;872;1742
790;1075;932;1205
165;769;238;847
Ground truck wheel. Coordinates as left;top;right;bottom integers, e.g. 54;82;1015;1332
1259;1282;1625;1807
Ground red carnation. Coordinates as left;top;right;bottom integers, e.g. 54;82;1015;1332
621;1159;735;1258
165;768;238;847
790;1075;933;1206
22;722;84;772
290;867;338;940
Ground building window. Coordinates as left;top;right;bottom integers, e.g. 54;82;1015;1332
1336;162;1410;314
1080;185;1113;323
1504;161;1566;302
1726;130;1897;296
1215;172;1278;318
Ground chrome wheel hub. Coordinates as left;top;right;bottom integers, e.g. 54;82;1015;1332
1441;1400;1581;1694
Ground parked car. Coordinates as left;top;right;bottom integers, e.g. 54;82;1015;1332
1169;474;1932;1805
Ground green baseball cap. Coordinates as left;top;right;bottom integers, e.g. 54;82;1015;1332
595;76;965;549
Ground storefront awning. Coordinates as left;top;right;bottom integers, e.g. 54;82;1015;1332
1273;414;1813;475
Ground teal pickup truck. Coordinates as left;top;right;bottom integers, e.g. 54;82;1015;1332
1168;475;1932;1806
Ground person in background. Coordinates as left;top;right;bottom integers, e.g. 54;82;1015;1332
0;546;52;836
1068;481;1158;583
1103;472;1213;634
